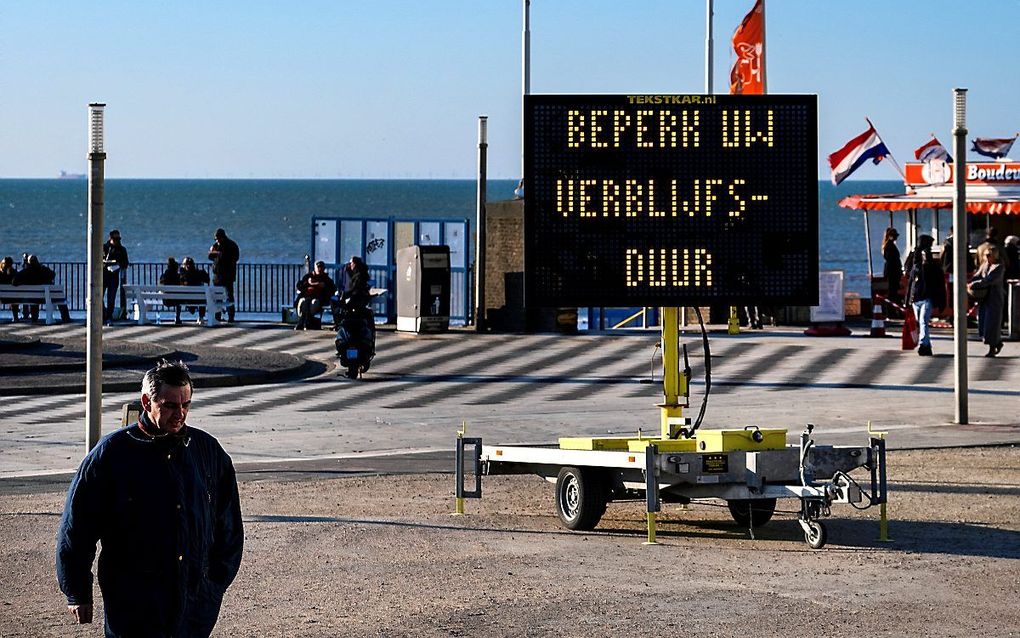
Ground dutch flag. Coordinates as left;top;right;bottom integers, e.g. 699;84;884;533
828;125;890;186
971;136;1016;160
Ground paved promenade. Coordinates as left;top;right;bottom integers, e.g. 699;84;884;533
1;320;1018;479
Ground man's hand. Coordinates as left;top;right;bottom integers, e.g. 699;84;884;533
68;604;93;624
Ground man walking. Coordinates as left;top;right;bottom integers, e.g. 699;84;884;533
56;360;244;637
208;228;239;322
102;229;129;323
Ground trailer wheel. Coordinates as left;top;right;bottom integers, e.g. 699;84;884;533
727;498;777;528
804;520;827;549
555;467;608;531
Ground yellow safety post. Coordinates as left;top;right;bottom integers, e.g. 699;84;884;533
728;306;741;335
867;421;892;542
659;307;687;439
453;422;466;516
644;512;658;545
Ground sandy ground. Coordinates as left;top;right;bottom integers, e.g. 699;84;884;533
2;447;1018;637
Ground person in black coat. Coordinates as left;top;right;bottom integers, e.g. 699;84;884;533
208;228;239;322
102;229;129;323
0;255;20;321
180;256;211;323
12;254;70;323
905;235;947;357
881;227;903;308
159;257;184;324
56;360;243;637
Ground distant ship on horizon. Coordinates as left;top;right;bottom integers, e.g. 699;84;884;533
58;170;85;179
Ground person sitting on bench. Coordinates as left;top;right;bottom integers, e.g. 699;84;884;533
294;261;336;331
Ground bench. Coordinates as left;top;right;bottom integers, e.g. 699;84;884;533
124;285;230;327
0;284;69;325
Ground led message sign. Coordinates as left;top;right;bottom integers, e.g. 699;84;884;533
524;94;818;307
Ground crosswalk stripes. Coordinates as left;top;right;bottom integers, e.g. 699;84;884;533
711;344;803;394
975;356;1008;382
459;338;649;407
303;335;563;413
768;347;856;391
392;336;609;408
907;354;949;386
20;392;140;426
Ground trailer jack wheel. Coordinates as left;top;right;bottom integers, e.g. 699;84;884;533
799;519;827;549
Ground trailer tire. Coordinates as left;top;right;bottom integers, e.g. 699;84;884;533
555;467;608;531
804;520;827;549
727;498;777;528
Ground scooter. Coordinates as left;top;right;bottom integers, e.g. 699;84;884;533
333;289;383;379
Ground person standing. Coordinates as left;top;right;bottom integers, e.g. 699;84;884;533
56;360;243;636
905;235;946;357
968;245;1005;357
208;228;239;322
102;229;129;323
881;227;903;310
294;260;337;331
1002;235;1019;282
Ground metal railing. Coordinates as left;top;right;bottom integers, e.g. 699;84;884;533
48;262;307;314
43;260;475;323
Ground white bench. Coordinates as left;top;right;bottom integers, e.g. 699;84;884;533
0;284;68;325
124;284;230;327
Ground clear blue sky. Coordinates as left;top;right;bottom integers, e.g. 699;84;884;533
2;0;1017;179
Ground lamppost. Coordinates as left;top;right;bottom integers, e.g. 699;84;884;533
86;103;106;452
952;89;968;425
475;116;488;331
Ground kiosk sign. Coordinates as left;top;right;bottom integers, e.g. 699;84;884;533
525;94;819;307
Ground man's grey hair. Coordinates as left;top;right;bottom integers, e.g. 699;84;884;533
141;359;193;398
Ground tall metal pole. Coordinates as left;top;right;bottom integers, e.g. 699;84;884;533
952;88;969;425
705;0;713;94
475;116;488;332
521;0;531;181
86;103;107;452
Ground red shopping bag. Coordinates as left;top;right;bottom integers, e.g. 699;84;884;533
901;306;919;350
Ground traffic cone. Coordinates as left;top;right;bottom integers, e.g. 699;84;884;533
870;294;886;337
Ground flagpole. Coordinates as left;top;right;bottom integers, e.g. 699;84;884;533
866;117;909;185
705;0;713;94
760;0;767;93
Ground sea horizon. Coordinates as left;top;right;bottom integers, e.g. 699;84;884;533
1;178;921;298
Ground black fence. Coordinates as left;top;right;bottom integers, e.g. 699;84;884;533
49;262;307;314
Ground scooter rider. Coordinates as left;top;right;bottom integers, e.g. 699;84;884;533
333;255;371;329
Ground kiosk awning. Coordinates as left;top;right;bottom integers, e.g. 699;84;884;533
838;193;1020;215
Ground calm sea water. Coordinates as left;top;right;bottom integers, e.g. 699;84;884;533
0;178;931;296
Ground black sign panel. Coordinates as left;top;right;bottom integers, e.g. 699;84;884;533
524;94;819;307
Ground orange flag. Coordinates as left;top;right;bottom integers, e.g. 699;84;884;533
729;0;765;94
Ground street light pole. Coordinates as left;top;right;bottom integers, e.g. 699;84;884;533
475;115;488;332
86;103;106;452
952;88;968;425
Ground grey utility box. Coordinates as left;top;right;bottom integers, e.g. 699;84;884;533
396;245;451;333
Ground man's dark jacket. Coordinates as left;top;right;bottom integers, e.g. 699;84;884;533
56;421;243;637
208;237;239;285
906;250;947;310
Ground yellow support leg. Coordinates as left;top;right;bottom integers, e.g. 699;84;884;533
643;512;658;545
868;421;892;542
659;307;687;439
728;306;740;335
